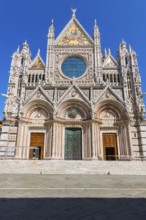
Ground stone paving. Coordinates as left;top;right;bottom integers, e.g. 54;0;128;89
1;174;146;219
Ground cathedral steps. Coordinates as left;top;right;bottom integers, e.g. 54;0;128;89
0;160;146;175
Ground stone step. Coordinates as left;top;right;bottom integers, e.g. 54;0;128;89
0;160;146;175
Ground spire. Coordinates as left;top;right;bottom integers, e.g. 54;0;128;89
122;38;125;43
71;8;77;18
104;48;107;58
94;19;99;32
129;44;132;53
93;18;101;79
49;19;54;33
51;19;54;27
37;48;40;56
108;48;111;56
94;19;97;27
48;19;55;41
120;38;127;49
23;40;28;47
21;40;29;55
94;19;100;42
16;46;20;53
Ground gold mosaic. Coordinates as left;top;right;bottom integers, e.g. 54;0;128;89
58;23;91;46
30;56;44;70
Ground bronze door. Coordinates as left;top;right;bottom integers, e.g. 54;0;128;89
65;128;82;160
103;133;118;160
29;133;44;160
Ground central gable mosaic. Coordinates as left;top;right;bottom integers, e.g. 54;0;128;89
58;22;91;46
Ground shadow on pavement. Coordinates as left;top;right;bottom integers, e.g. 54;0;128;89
1;198;146;220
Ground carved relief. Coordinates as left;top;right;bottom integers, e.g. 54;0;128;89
30;108;49;119
105;91;110;98
55;48;93;53
100;110;116;126
71;90;77;97
36;90;41;98
100;110;115;119
54;79;93;87
100;91;117;102
64;107;84;119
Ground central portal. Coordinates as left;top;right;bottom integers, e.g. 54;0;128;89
65;128;82;160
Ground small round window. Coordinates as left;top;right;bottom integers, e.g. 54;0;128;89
61;57;86;78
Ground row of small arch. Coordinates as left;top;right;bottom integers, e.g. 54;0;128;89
103;74;120;83
28;74;45;83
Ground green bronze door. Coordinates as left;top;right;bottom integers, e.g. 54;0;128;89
65;128;82;160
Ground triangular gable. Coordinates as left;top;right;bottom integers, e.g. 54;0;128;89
24;85;53;106
103;55;119;68
57;84;90;106
94;86;124;105
29;55;45;70
55;17;94;46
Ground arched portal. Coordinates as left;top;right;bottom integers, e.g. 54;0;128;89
53;100;92;160
16;100;53;160
95;100;131;160
99;109;118;160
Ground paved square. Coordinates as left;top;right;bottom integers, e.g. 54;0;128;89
1;174;146;219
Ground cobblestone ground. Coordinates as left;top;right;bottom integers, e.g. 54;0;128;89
0;174;146;219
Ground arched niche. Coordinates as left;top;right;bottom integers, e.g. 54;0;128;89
95;99;128;122
22;100;53;120
56;100;91;120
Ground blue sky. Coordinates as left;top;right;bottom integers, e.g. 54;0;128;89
0;0;146;120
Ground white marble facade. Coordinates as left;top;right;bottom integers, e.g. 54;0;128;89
0;10;146;160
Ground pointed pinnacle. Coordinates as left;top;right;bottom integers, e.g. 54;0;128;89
51;19;54;26
122;38;126;44
104;48;107;57
94;19;97;26
17;46;20;53
108;48;111;55
129;44;132;53
37;49;40;56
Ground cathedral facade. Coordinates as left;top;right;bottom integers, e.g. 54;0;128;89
0;11;146;160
